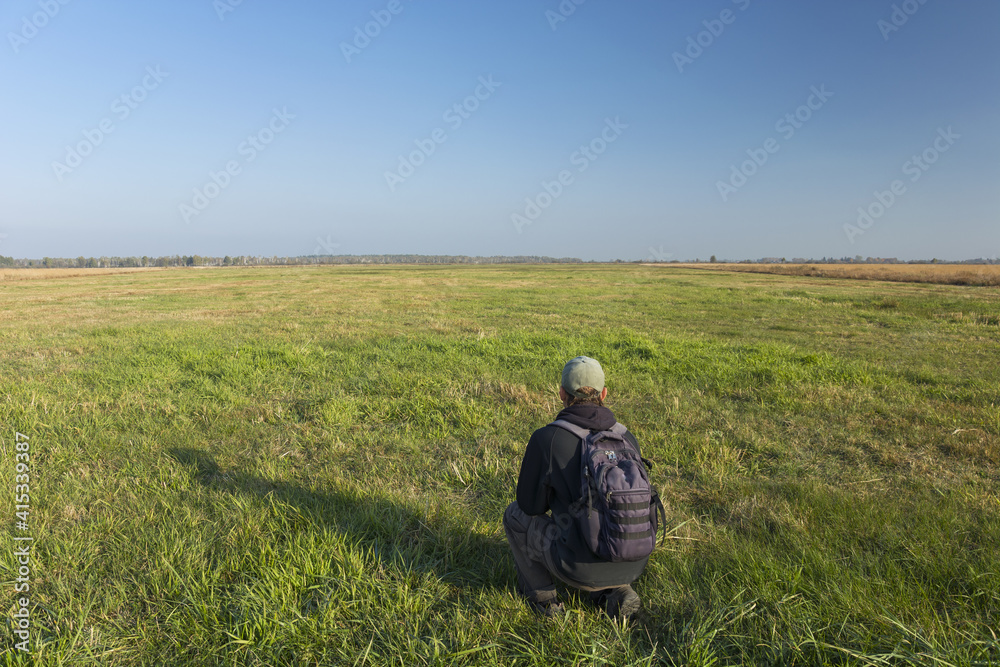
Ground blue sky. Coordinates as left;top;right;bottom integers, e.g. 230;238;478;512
1;0;997;261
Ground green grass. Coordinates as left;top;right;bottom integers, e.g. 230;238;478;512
1;264;998;666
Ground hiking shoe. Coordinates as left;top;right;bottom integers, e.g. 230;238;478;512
527;597;565;618
592;585;640;620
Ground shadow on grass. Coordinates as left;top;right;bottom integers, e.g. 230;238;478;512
168;447;680;648
168;447;509;594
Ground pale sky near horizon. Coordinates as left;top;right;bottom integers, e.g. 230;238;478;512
1;0;997;261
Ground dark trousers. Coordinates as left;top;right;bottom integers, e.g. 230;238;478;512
502;501;606;604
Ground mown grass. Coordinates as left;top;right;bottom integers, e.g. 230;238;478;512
1;265;998;666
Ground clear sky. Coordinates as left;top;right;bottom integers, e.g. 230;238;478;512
1;0;997;261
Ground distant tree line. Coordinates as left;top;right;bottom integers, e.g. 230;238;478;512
0;254;585;268
2;254;996;268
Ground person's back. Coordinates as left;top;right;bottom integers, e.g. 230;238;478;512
503;356;650;619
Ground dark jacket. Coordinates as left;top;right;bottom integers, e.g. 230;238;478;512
515;403;648;588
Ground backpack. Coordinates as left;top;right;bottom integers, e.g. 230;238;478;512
550;419;666;563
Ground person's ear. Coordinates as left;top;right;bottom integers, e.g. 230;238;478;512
599;387;608;401
558;387;569;402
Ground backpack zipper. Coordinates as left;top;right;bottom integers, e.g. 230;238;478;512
606;489;649;510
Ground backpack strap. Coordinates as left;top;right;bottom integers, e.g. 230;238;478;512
549;420;628;440
550;419;600;518
651;489;668;547
548;419;591;440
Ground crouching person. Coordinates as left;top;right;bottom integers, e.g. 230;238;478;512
504;356;663;619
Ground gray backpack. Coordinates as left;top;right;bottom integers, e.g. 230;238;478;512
551;420;666;562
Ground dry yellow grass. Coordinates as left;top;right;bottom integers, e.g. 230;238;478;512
8;263;996;286
654;263;1000;286
0;267;165;281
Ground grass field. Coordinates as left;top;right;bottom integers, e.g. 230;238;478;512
1;264;998;666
